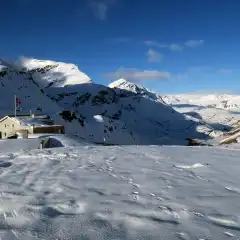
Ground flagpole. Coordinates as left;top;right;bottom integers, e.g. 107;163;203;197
14;95;16;117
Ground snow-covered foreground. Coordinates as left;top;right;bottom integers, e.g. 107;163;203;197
1;145;240;239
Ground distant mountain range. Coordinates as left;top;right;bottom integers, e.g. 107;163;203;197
0;57;239;145
163;94;240;110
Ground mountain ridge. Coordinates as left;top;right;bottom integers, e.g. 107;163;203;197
1;57;235;145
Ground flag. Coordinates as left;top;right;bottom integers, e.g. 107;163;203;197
16;97;21;105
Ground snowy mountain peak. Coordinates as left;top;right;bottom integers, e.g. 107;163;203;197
108;78;129;88
0;57;92;87
109;78;145;92
109;78;166;104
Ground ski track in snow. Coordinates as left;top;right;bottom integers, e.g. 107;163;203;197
0;145;240;239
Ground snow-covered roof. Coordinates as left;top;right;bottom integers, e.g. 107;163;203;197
0;116;9;123
10;115;54;127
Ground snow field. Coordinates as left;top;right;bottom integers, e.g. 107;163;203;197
0;145;240;239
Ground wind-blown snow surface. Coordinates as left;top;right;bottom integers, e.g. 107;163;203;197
1;144;240;239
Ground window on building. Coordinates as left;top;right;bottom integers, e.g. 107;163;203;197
12;124;14;127
4;133;6;136
5;124;6;127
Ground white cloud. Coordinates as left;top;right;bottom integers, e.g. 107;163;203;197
188;66;213;72
173;66;234;82
104;68;171;82
91;2;108;20
144;40;165;48
184;40;204;48
144;40;204;51
218;68;233;75
88;0;118;20
186;89;238;95
146;49;164;63
174;73;189;81
144;41;183;52
169;44;183;52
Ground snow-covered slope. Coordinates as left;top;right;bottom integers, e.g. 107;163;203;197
163;94;240;136
108;79;240;144
163;93;240;110
0;58;220;145
1;57;92;88
1;144;240;239
0;60;62;117
109;78;166;103
48;78;219;144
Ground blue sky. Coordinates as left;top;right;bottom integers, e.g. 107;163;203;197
1;0;240;93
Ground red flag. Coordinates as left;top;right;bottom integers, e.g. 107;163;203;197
16;97;21;104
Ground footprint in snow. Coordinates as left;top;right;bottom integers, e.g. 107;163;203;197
132;192;139;201
207;214;240;230
0;161;12;168
174;163;208;169
224;231;235;237
42;201;87;217
176;232;190;240
225;187;240;194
